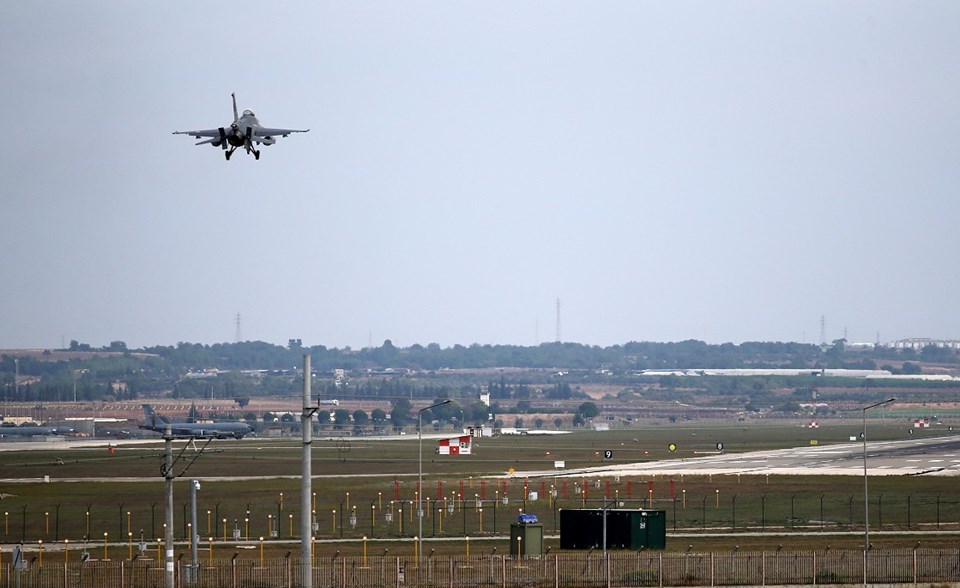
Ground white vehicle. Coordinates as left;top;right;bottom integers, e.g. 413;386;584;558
173;93;308;161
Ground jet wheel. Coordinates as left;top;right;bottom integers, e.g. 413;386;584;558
225;151;232;161
254;150;260;160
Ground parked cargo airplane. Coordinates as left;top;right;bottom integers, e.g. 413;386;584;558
0;425;74;438
140;405;252;439
173;93;308;160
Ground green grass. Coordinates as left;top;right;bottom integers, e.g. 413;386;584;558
0;422;956;554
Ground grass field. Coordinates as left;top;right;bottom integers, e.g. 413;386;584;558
0;420;957;558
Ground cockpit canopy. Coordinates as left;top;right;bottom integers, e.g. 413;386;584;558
242;109;255;117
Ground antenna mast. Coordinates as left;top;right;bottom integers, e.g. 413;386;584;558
555;298;561;343
235;313;242;343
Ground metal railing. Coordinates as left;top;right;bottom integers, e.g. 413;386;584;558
2;549;959;588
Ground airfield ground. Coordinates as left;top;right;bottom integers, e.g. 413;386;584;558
0;419;958;559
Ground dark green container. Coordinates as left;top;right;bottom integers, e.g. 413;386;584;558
560;509;666;550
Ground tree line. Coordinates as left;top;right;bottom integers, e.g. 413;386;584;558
2;338;957;405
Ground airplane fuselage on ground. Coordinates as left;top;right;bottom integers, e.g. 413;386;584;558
0;426;73;438
140;405;252;439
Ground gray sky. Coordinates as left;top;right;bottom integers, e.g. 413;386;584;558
2;2;959;350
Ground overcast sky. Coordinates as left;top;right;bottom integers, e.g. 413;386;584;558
2;2;958;350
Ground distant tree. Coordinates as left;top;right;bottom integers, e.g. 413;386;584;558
430;399;458;423
554;417;564;429
333;409;351;428
418;409;435;429
901;361;922;375
780;401;801;414
572;414;585;427
243;412;258;422
921;345;956;362
280;413;296;423
577;402;599;419
316;410;331;429
534;418;544;429
390;398;412;427
371;408;387;423
353;409;369;426
545;383;574;400
514;417;524;428
465;402;489;424
235;397;250;408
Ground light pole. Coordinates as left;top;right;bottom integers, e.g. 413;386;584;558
419;399;452;566
863;397;895;552
189;480;200;583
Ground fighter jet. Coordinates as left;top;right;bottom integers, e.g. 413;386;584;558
173;93;308;160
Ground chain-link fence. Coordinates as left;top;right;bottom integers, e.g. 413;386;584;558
2;548;959;588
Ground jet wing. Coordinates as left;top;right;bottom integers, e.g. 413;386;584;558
173;129;221;139
251;127;309;138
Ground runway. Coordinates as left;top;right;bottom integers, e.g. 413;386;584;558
512;435;960;479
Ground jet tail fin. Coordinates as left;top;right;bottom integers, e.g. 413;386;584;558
231;93;239;124
142;404;169;427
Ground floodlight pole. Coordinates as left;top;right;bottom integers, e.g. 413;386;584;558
419;399;452;567
164;425;174;588
862;396;895;585
301;354;315;588
189;480;199;582
602;494;608;562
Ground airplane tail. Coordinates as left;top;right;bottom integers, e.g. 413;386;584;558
142;404;169;427
231;93;239;124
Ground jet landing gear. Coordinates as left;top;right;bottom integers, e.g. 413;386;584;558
223;146;260;160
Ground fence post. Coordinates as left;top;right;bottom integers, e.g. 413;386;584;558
710;552;715;587
606;552;611;588
502;555;507;588
554;554;559;588
913;547;917;586
761;552;765;586
862;549;866;587
813;550;817;586
659;552;663;588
